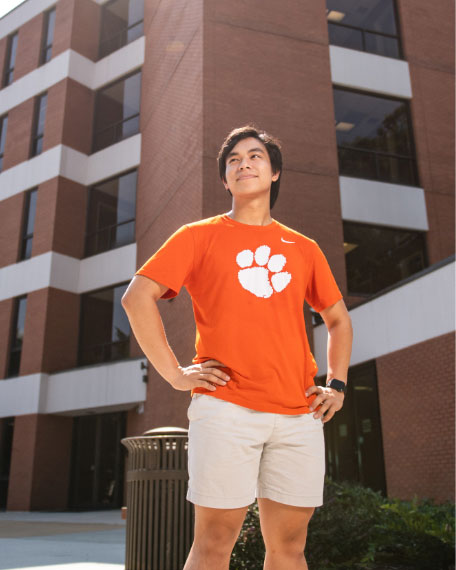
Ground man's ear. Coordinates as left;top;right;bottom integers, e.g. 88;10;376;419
272;171;281;182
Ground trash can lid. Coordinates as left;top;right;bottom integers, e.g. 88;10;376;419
143;426;189;436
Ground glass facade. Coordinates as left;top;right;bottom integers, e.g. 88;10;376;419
92;71;141;153
2;32;18;87
99;0;144;59
326;0;402;59
0;115;7;172
323;361;387;494
334;88;419;186
78;283;130;366
30;93;47;157
344;221;428;296
69;412;126;509
7;296;27;378
20;188;38;261
40;8;56;65
85;170;137;257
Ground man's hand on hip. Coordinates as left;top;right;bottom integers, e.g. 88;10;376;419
169;359;231;392
306;385;344;423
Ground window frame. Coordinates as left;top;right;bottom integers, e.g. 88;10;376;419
0;114;8;173
19;188;38;261
39;6;57;66
30;92;48;158
326;0;404;60
6;295;27;378
97;0;144;60
343;220;429;298
2;31;18;88
91;69;141;153
84;168;137;258
77;282;131;367
334;86;421;187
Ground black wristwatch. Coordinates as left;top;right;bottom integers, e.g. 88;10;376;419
326;378;347;394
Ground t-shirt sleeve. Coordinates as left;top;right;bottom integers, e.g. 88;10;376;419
134;224;194;299
305;242;343;312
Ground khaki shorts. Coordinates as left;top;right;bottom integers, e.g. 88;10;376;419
186;393;325;509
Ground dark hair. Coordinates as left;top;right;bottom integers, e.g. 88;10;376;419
217;124;283;209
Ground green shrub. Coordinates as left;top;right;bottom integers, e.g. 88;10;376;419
229;479;455;570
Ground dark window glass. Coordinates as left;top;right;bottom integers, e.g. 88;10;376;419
326;0;402;59
85;170;137;257
334;88;419;186
344;221;428;296
0;115;8;172
69;412;125;509
79;283;130;366
20;188;38;261
31;93;47;157
99;0;144;59
7;296;27;378
2;32;18;87
40;8;56;65
92;71;141;153
322;361;387;494
0;417;14;509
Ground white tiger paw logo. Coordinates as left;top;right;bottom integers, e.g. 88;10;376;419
236;245;292;299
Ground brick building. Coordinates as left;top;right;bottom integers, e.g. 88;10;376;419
0;0;454;511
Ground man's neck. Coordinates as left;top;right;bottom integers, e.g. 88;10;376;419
227;201;273;226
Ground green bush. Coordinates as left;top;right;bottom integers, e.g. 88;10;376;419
229;479;455;570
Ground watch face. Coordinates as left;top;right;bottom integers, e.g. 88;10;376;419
329;379;346;393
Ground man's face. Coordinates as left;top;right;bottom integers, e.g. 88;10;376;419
223;137;280;201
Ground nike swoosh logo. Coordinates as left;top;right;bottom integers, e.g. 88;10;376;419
281;237;295;244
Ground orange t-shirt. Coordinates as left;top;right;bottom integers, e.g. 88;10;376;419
135;214;343;415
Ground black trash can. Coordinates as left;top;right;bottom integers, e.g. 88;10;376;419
121;426;194;570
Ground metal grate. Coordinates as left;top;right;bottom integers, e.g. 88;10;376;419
122;428;194;570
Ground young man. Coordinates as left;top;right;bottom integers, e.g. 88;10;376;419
121;125;353;570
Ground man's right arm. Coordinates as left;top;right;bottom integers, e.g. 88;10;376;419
121;275;230;392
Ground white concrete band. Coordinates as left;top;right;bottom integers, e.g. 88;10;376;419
0;357;147;417
314;260;455;374
340;176;429;231
0;243;136;300
330;44;412;99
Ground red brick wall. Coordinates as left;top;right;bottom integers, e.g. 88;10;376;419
2;98;34;170
7;414;37;510
128;0;203;436
397;0;455;265
0;192;24;268
376;332;455;502
13;13;43;81
53;0;101;61
7;414;73;510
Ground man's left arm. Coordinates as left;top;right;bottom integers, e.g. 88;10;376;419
306;298;353;423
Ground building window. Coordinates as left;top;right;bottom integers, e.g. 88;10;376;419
7;296;27;378
344;221;428;296
326;0;402;59
20;188;38;261
85;170;137;257
0;115;7;172
99;0;144;60
322;360;387;494
40;7;56;65
92;71;141;153
334;87;419;186
2;32;18;87
0;417;14;509
78;283;130;366
30;93;48;157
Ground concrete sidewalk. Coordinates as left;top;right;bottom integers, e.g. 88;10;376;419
0;510;126;570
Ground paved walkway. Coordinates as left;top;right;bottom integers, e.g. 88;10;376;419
0;510;126;570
